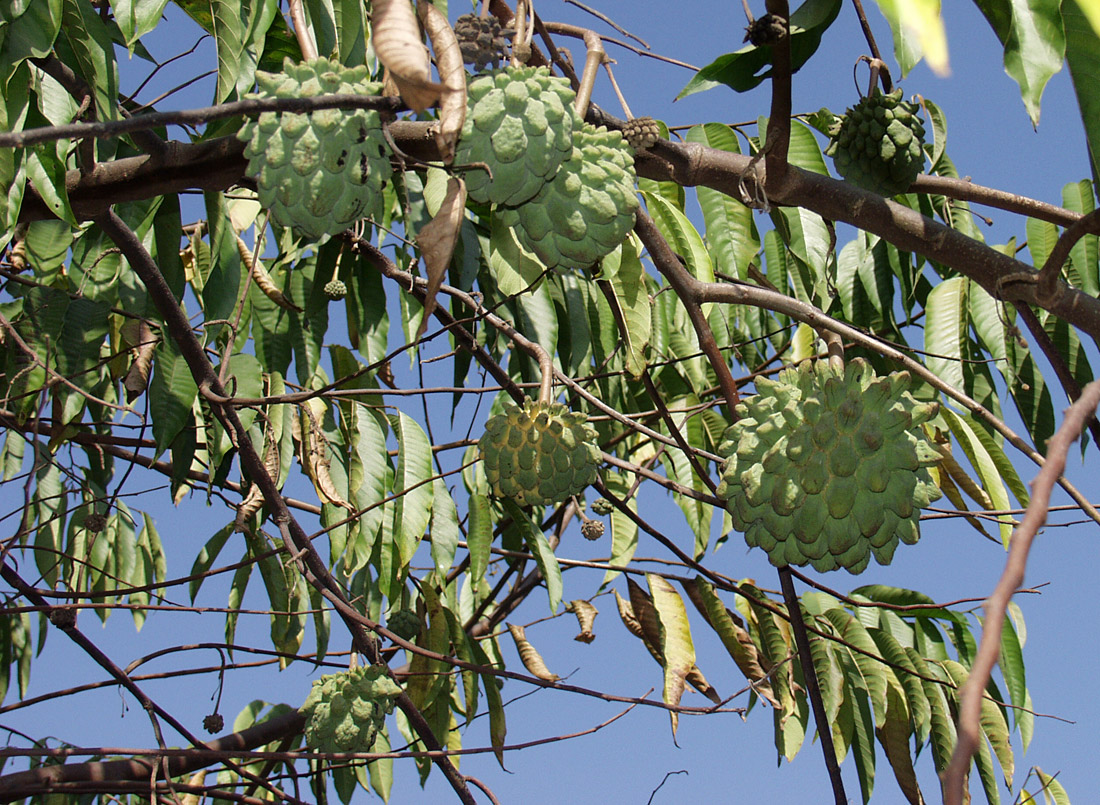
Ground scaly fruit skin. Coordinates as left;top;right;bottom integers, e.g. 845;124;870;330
238;58;390;241
323;279;347;300
455;67;579;206
299;665;402;753
454;13;514;72
590;498;614;516
715;359;941;573
826;88;926;196
386;608;421;641
498;125;638;269
478;399;600;507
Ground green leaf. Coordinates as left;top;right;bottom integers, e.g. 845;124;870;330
368;727;393;802
2;0;63;63
601;473;638;586
149;339;199;455
924;275;968;392
25;146;76;225
201;192;242;331
503;500;561;613
60;0;121;121
972;0;1066;125
1064;0;1100;182
876;685;926;805
389;411;434;569
210;0;245;103
489;214;546;297
872;0;949;76
466;493;492;594
1034;767;1071;805
110;0;171;48
642;189;716;287
601;244;651;379
940;406;1014;544
677;0;843;96
686;124;759;280
824;607;889;728
647;573;695;738
429;478;460;578
1062;179;1099;296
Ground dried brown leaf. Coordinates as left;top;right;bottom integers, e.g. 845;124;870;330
507;623;559;681
415;176;466;337
565;599;598;643
298;401;355;511
419;1;466;162
236;236;301;312
374;0;441;111
122;321;158;401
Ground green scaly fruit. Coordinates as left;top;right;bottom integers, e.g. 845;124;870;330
238;58;391;241
825;88;926;196
479;399;600;507
497;125;638;269
715;359;941;573
299;665;402;753
455;67;579;206
386;608;421;641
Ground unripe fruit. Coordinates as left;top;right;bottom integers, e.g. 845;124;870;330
715;359;941;573
299;665;402;753
826;88;927;196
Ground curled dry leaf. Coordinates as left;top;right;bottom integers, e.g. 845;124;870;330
507;623;560;681
236;416;281;531
374;0;441;112
122;320;158;401
418;1;466;162
296;400;355;511
565;599;598;643
236;235;301;312
414;176;466;337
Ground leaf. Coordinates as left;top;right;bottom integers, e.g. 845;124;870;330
601;473;638;586
419;0;466;161
601;245;651;379
972;0;1066;125
823;607;889;728
565;599;598;643
693;579;781;707
1064;0;1100;181
149;339;199;455
677;0;843;97
389;411;434;569
507;623;559;681
1062;178;1099;296
876;685;926;805
924;275;968;393
872;0;949;76
1034;767;1071;805
648;573;696;739
373;0;440;111
940;407;1013;545
503;500;561;613
686;124;759;280
415;176;466;336
60;0;120;121
642;190;716;286
466;493;492;593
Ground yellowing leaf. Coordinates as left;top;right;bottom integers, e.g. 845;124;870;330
874;0;949;75
648;573;696;738
507;623;559;681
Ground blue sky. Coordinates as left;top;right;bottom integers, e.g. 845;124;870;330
1;2;1097;803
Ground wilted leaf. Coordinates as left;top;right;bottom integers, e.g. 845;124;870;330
415;176;467;337
565;599;598;643
507;623;559;681
419;2;466;162
374;0;440;111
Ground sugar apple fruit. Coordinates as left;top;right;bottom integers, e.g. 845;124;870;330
238;57;391;241
455;13;514;72
387;608;421;641
825;88;926;196
455;67;579;206
590;498;615;516
498;125;638;269
323;279;347;300
299;665;403;753
716;359;942;574
479;399;601;507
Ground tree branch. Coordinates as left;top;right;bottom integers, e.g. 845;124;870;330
942;379;1100;805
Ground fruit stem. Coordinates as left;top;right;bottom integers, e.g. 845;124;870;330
573;29;607;118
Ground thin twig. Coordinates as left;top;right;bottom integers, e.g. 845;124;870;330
943;379;1100;804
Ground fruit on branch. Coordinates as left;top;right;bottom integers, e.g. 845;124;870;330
622;116;661;151
825;88;927;196
323;279;348;300
496;125;639;269
715;359;942;573
590;498;615;516
238;58;391;241
203;713;224;734
581;519;605;540
478;399;601;507
455;67;579;206
299;665;403;753
386;608;421;641
454;13;514;72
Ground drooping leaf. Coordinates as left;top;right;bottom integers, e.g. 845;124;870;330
648;573;696;738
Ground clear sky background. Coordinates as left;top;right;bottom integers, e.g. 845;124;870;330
1;2;1097;803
